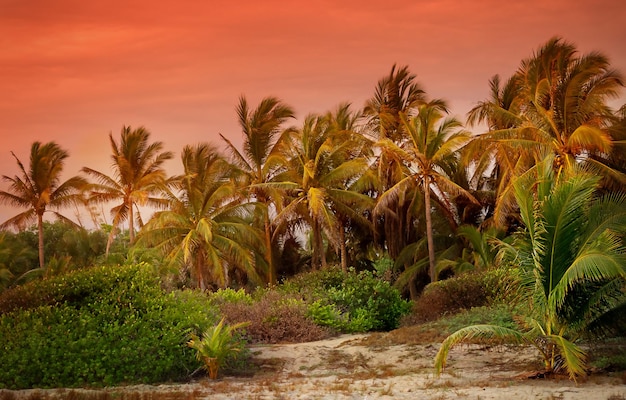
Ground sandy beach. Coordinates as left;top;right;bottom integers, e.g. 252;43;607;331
4;333;625;399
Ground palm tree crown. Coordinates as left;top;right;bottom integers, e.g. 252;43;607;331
0;142;87;269
82;126;174;255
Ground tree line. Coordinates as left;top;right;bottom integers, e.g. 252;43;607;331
1;37;625;296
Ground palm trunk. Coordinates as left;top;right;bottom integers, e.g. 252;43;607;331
339;224;348;274
424;175;437;283
264;216;275;285
128;200;135;244
195;252;206;291
105;229;115;257
312;219;326;270
37;213;45;270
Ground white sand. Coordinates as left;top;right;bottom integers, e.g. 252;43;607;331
4;334;626;399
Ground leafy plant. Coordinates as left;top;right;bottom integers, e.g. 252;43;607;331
434;164;626;380
0;264;218;389
286;268;411;332
408;267;521;323
187;318;249;379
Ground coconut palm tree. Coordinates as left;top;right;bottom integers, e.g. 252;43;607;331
518;37;623;178
375;100;476;282
137;143;262;289
270;106;372;270
82;126;173;256
465;74;534;230
363;65;427;259
598;103;626;192
220;95;295;284
0;142;87;270
466;37;625;229
435;160;626;380
470;38;625;228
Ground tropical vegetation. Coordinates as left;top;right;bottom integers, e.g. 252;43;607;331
434;161;626;380
0;37;624;388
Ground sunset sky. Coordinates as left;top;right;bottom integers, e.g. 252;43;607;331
1;0;625;226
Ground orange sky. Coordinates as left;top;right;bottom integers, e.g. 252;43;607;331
1;0;625;226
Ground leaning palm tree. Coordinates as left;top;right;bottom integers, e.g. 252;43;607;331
82;126;173;255
0;142;87;270
434;160;626;380
220;95;295;285
375;100;476;282
137;143;262;289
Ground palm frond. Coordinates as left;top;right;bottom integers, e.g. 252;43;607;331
435;324;526;374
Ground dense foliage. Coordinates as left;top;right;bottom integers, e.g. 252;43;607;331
283;268;412;332
0;264;218;389
0;36;624;386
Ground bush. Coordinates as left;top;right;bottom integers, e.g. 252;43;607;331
405;267;522;324
0;264;218;389
283;268;411;333
208;287;254;305
219;291;331;344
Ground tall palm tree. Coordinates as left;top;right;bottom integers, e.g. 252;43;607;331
363;65;427;260
435;161;626;380
0;142;87;269
82;126;173;255
270;106;372;270
467;38;625;230
374;100;476;283
220;96;295;284
517;37;623;178
465;74;533;229
137;143;262;289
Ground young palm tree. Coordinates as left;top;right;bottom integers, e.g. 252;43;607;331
434;161;626;380
187;318;249;379
82;126;173;255
137;143;262;289
220;95;295;285
0;142;87;270
270;106;372;270
374;100;476;282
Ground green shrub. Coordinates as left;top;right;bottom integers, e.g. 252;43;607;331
0;264;218;389
284;268;411;333
208;287;254;305
406;267;522;324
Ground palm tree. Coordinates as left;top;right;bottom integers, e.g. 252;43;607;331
364;64;426;143
82;126;173;255
435;161;626;380
363;65;428;276
0;142;87;270
465;74;534;230
270;105;372;270
137;143;262;289
518;37;623;177
599;103;626;192
375;100;476;283
220;96;295;284
467;38;625;229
